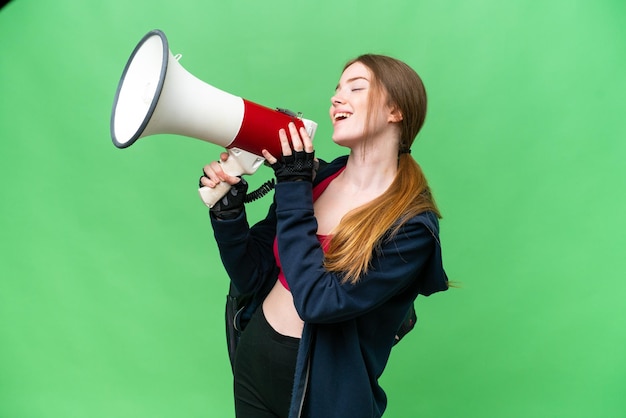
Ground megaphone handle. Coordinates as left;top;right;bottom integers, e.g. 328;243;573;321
198;148;264;208
198;181;234;209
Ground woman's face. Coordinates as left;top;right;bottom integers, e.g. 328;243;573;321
330;62;372;146
329;61;393;147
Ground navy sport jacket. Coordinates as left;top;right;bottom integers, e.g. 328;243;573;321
211;156;448;417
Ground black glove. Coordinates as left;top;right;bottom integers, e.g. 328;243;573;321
270;150;316;183
204;178;248;220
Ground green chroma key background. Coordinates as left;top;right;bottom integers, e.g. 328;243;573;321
1;1;625;417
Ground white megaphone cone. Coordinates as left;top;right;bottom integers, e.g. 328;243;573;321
110;29;317;207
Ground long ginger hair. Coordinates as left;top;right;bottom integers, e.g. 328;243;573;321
323;54;441;284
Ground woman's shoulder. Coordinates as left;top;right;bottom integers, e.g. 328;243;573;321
399;211;448;295
407;210;440;231
391;211;442;247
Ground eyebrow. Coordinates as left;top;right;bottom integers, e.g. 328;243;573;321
335;76;369;90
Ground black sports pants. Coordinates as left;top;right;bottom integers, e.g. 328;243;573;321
233;307;300;418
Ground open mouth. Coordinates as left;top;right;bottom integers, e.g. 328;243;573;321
334;112;352;121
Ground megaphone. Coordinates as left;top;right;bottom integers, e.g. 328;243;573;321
110;29;318;207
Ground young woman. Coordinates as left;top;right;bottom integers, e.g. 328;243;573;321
201;54;449;418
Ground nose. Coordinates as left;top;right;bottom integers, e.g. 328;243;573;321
330;94;345;105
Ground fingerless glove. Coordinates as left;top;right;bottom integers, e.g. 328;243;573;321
208;178;248;220
270;150;316;183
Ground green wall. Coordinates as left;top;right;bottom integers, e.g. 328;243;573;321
1;1;625;417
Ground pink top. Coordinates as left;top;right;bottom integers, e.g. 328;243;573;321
274;167;345;290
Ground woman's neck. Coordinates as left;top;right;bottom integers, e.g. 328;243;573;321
342;140;399;194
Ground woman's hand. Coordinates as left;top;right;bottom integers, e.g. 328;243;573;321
200;152;248;219
199;152;243;189
262;122;316;183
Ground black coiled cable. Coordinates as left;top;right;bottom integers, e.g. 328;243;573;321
244;178;275;203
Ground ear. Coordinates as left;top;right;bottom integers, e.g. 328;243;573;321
388;106;403;123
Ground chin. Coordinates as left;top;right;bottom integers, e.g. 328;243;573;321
331;136;353;148
331;131;362;148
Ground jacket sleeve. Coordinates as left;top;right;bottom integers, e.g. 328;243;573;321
274;181;448;324
210;204;278;295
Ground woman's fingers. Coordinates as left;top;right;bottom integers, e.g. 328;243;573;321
288;122;304;152
200;161;222;188
262;121;314;165
261;149;278;165
200;154;240;188
279;125;293;156
299;126;314;153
